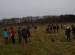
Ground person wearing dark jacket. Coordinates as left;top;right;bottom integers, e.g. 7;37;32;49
18;27;22;43
22;27;31;43
50;25;53;33
65;27;71;42
46;25;50;33
53;25;56;33
56;24;60;32
26;28;31;42
71;25;75;39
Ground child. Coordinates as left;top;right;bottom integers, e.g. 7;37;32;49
3;29;8;44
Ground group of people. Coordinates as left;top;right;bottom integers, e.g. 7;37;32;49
46;24;75;42
3;24;75;44
3;26;31;44
46;24;60;33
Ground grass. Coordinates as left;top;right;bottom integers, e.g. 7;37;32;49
0;23;75;55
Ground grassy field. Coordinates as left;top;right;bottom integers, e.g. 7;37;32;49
0;23;75;55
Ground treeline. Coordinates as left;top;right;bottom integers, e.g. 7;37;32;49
34;14;75;24
1;14;75;26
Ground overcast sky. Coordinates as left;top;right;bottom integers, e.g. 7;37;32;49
0;0;75;19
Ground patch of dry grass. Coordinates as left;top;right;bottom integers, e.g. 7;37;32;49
0;23;75;55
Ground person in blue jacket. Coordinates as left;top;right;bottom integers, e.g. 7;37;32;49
3;29;8;44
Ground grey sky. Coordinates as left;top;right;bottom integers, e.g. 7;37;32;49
0;0;75;19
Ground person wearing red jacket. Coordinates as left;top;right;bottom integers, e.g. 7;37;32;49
9;27;15;44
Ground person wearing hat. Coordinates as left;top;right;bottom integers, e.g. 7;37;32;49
65;27;71;42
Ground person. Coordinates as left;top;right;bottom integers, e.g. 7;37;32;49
53;25;56;33
9;27;16;44
71;25;75;39
18;27;22;43
56;24;60;32
3;29;8;44
46;25;50;33
26;28;31;42
22;27;31;43
65;27;71;42
50;25;53;33
22;28;27;43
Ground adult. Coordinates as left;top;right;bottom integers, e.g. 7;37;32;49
50;25;53;33
9;27;16;44
22;27;31;43
46;25;50;33
65;27;71;42
18;27;22;43
56;24;60;32
53;25;56;33
71;25;75;39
